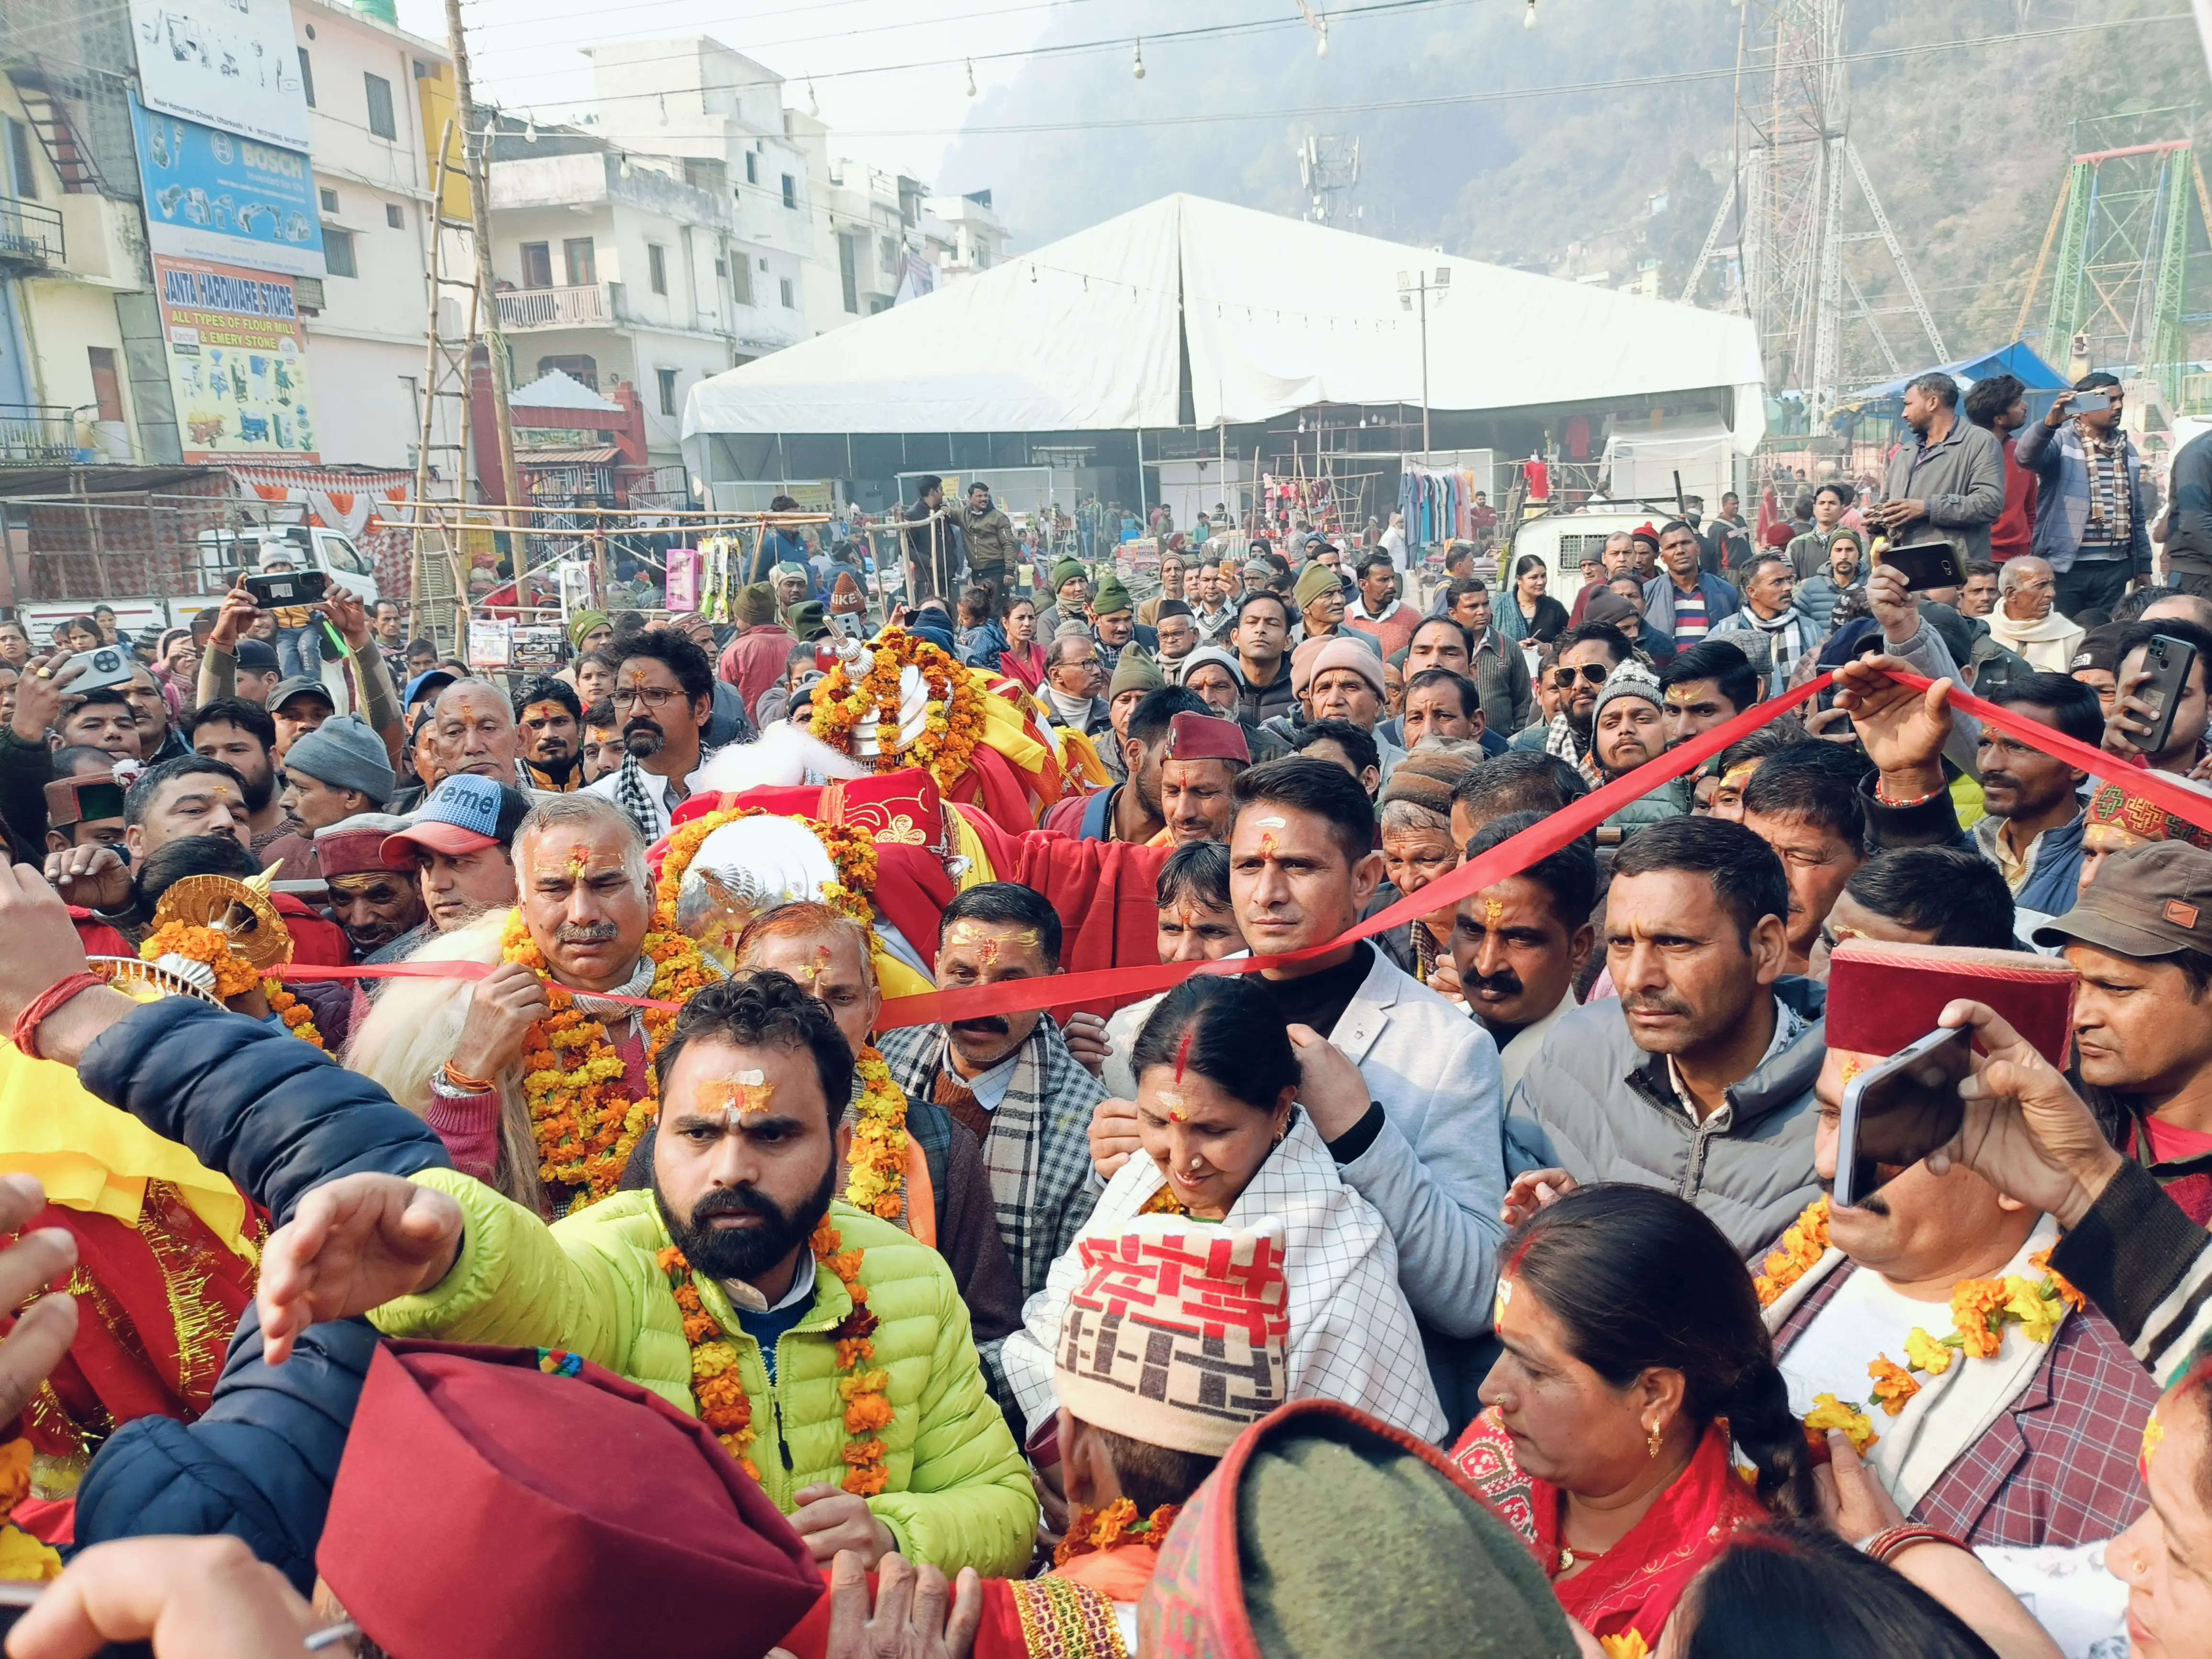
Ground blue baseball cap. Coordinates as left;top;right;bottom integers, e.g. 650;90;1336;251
380;774;530;865
405;668;457;708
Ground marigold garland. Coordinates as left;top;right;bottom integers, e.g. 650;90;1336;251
1598;1635;1652;1659
807;628;989;794
813;1215;894;1495
659;1244;761;1480
138;923;263;1001
1752;1196;1829;1308
1766;1199;2086;1451
843;1049;910;1223
502;911;713;1200
1052;1498;1183;1568
262;979;325;1051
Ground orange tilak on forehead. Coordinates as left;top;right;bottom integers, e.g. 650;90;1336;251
1484;898;1504;927
947;921;1039;962
699;1072;777;1120
795;943;834;984
1839;1055;1868;1086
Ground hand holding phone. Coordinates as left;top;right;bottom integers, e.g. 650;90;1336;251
244;570;330;609
2108;632;2200;762
1835;1026;1973;1208
1880;540;1963;594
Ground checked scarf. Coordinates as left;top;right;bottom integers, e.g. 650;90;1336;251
2082;427;2134;548
877;1016;1105;1302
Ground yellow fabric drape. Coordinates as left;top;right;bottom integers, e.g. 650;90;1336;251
0;1044;254;1263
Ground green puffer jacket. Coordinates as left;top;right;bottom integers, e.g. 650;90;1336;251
371;1169;1037;1577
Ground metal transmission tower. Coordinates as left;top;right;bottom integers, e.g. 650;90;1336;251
2015;119;2206;400
1681;0;1944;422
1296;134;1361;227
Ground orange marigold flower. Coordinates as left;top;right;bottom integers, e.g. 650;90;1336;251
1951;1279;2008;1359
1868;1356;1920;1417
836;1338;876;1370
873;1193;903;1220
844;1393;895;1434
843;1466;889;1496
682;1312;719;1345
2028;1247;2087;1312
842;1438;888;1467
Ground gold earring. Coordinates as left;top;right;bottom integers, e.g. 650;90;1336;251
1646;1422;1662;1459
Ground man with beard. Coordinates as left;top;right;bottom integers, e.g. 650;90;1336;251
380;774;526;935
1041;686;1207;844
511;675;584;792
1504;817;1824;1260
312;815;430;962
584;629;718;841
225;972;1039;1575
1511;621;1631;764
876;885;1108;1332
1452;812;1597;1095
656;903;1022;1349
1585;664;1688;840
187;698;305;870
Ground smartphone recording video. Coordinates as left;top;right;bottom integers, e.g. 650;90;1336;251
1834;1027;1972;1209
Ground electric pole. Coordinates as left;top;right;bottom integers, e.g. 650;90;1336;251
442;0;526;574
1398;267;1450;456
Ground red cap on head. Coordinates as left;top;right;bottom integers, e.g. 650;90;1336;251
318;1342;820;1659
1165;710;1250;766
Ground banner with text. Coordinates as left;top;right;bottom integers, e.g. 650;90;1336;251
131;94;324;279
129;0;311;152
155;256;320;464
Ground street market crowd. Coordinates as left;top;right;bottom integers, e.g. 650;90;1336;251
1;372;2212;1658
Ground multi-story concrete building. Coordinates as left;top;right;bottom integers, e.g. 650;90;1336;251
291;0;453;470
485;126;785;469
0;0;175;464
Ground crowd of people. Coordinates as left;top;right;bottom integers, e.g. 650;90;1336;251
0;376;2211;1658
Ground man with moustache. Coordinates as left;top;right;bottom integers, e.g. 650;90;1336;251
1512;621;1633;764
1451;814;1597;1096
311;815;431;963
1504;816;1825;1259
584;629;719;841
511;675;585;792
875;885;1107;1328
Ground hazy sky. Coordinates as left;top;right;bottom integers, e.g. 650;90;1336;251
391;0;1071;188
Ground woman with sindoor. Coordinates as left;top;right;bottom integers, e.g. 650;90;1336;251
999;975;1445;1445
1495;554;1570;645
1450;1184;1815;1652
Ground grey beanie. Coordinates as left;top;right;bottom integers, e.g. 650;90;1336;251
1178;645;1244;686
283;715;396;805
1591;660;1664;729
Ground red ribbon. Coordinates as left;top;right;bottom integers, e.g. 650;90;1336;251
870;673;1838;1029
268;663;2212;1033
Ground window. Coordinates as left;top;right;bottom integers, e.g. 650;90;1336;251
4;119;34;201
682;157;724;193
730;253;752;306
879;235;897;276
320;534;370;575
363;73;396;141
298;46;315;108
837;233;858;314
294;275;325;310
537;354;596;389
323;227;357;277
385;202;404;229
657;367;677;416
87;348;122;422
562;237;595;287
647;242;666;295
778;276;793;309
780;172;796;210
743;152;757;186
519;241;552;289
319;186;338;213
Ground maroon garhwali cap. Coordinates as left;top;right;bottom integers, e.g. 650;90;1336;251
318;1342;821;1659
1166;710;1250;766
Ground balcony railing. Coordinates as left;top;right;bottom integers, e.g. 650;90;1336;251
495;283;613;330
0;405;85;465
0;198;62;268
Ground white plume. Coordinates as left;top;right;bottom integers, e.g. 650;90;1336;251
694;720;868;795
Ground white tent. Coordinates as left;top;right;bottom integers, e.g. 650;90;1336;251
684;194;1766;451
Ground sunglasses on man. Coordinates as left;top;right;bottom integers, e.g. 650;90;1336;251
1548;663;1611;691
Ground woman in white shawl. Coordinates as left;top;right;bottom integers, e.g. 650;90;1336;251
1001;976;1446;1445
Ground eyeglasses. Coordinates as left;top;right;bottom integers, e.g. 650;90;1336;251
615;685;683;708
1548;664;1610;690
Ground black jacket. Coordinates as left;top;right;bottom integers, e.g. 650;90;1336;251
71;1000;452;1590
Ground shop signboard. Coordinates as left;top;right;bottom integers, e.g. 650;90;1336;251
155;255;319;463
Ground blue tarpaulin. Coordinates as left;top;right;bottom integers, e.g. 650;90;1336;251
1831;342;2071;433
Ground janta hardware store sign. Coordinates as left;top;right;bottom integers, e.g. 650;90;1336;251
155;255;319;464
